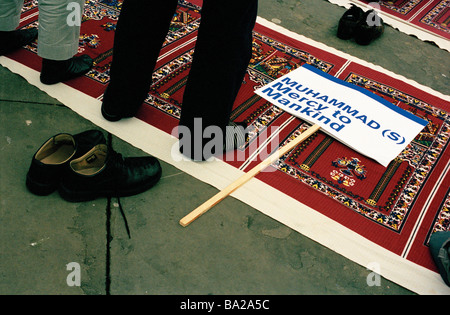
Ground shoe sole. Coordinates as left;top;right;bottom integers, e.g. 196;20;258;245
58;169;162;202
101;104;123;122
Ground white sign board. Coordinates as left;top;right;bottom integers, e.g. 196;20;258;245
255;64;428;167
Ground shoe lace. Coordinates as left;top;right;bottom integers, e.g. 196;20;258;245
107;136;131;239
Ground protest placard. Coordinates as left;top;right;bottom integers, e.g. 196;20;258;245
255;63;428;167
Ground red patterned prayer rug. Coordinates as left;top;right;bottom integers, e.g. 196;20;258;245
327;0;450;51
2;0;449;294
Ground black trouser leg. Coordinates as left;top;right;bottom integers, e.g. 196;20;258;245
102;0;178;118
179;0;258;160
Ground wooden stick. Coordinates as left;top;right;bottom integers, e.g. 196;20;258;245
179;124;320;227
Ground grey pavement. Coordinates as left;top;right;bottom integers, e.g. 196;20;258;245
2;0;448;297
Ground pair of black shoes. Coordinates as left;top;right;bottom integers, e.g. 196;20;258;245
26;130;162;202
337;5;385;45
0;28;93;85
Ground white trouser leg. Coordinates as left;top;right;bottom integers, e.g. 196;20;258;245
0;0;24;31
37;0;85;60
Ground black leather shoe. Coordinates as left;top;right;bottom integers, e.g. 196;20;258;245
354;9;385;45
101;85;139;122
337;5;364;40
40;55;94;85
101;95;127;122
58;144;162;202
26;130;106;196
429;231;450;286
0;28;38;55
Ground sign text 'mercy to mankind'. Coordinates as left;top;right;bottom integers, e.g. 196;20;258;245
255;64;429;167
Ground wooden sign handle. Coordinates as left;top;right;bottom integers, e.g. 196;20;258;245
179;124;320;227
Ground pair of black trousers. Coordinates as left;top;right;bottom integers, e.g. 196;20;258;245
103;0;258;159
